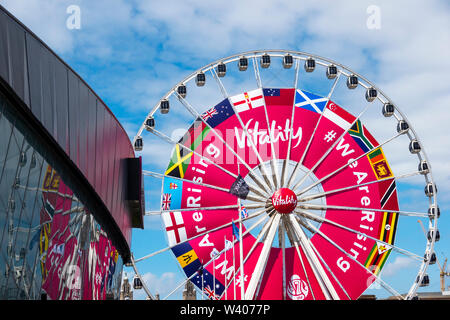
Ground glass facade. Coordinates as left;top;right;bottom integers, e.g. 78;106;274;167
0;92;123;300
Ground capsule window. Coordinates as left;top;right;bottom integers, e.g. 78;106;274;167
283;54;293;69
217;63;226;77
177;84;187;98
160;99;170;114
347;74;358;89
304;58;315;72
326;65;338;79
196;72;206;86
382;103;395;117
238;56;248;71
261;54;271;68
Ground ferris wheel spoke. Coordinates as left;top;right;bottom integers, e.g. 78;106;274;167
129;254;156;300
251;56;281;190
174;92;271;198
146;125;269;199
279;218;287;300
295;132;403;198
291;215;352;300
286;72;342;189
299;170;421;203
210;66;275;193
291;100;372;193
298;202;428;218
244;214;281;300
146;202;265;216
287;214;340;300
210;64;274;193
295;209;423;262
280;60;302;188
301;217;404;300
143;169;265;203
217;210;276;300
163;209;271;300
282;215;317;300
135;207;268;264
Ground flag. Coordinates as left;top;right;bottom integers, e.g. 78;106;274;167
294;89;328;113
171;242;203;277
348;120;379;153
169;183;178;190
165;144;193;179
364;210;398;276
162;177;183;210
240;206;249;219
201;107;218;121
178;118;211;151
229;174;250;199
162;211;187;246
161;193;172;210
191;266;225;300
367;148;393;180
378;179;398;211
229;88;265;113
232;222;240;240
203;99;235;128
323;101;355;130
263;88;295;106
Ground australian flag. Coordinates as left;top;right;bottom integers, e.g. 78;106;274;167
203;98;235;128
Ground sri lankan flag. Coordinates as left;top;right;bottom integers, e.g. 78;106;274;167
349;120;379;153
367;148;393;180
364;211;399;275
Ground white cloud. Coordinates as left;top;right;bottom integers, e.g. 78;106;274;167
381;256;417;277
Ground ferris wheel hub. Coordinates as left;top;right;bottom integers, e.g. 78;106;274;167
271;188;298;214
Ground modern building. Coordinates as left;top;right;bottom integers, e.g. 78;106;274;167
0;5;144;299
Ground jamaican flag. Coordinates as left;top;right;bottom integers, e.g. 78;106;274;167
165;118;210;178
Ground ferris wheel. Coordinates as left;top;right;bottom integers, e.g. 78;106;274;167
130;50;440;300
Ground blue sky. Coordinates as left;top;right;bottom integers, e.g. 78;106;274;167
2;0;450;300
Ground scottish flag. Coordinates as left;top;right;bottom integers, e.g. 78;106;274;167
295;89;328;113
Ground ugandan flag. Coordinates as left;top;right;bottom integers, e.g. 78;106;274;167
349;120;379;153
367;148;393;180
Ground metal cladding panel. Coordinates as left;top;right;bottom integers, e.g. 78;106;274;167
94;102;105;191
86;92;97;184
6;18;28;104
0;11;9;82
54;59;69;150
0;6;137;253
68;71;80;162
